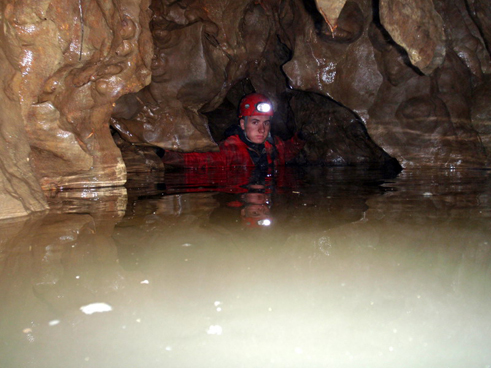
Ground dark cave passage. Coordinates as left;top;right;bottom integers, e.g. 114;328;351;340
111;0;403;172
203;79;401;169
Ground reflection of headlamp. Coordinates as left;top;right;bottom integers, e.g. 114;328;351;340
242;216;273;228
256;102;272;113
257;219;272;226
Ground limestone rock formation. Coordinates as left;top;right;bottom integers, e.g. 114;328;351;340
379;0;446;75
471;75;491;163
282;0;380;121
110;0;288;152
0;44;48;219
1;0;491;220
466;0;491;55
0;0;152;219
314;0;347;31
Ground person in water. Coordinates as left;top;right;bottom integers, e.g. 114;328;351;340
161;93;305;169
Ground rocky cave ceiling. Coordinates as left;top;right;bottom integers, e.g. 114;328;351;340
0;0;490;219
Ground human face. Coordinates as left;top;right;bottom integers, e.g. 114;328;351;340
240;115;271;144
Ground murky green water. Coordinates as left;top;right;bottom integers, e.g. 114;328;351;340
1;167;491;368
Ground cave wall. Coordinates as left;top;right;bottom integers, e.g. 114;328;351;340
111;0;491;168
0;39;48;219
110;0;293;152
283;0;490;168
0;0;152;219
1;0;491;219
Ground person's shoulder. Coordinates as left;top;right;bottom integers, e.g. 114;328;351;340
223;134;242;145
219;135;245;152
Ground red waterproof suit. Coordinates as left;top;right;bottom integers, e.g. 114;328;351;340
163;133;305;168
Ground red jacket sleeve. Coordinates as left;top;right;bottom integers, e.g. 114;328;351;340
163;134;304;168
273;133;305;164
163;136;254;168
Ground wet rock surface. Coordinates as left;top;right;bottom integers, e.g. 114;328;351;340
0;0;152;218
1;0;491;219
379;0;446;75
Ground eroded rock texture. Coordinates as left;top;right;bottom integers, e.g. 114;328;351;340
111;0;289;152
110;0;490;171
379;0;446;75
0;42;48;219
1;0;491;219
314;0;348;31
0;0;152;218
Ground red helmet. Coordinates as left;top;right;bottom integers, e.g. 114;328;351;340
238;93;274;118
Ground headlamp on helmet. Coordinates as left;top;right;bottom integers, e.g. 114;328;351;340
256;102;272;113
239;93;274;118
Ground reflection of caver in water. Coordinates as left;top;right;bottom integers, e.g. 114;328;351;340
239;166;274;228
161;93;305;169
241;190;272;228
224;167;274;228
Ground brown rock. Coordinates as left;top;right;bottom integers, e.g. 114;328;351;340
0;28;48;219
1;0;491;220
4;0;152;190
368;20;486;169
379;0;446;75
314;0;347;31
471;74;491;164
113;133;164;173
466;0;491;56
282;0;382;122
